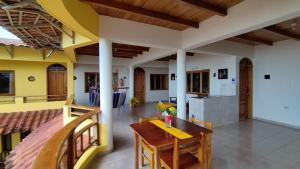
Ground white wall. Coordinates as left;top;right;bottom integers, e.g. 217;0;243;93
169;53;237;99
74;64;129;105
75;55;169;105
253;40;300;128
194;40;254;59
143;67;169;102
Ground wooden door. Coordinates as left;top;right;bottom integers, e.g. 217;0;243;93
48;70;67;101
134;67;145;103
239;58;253;120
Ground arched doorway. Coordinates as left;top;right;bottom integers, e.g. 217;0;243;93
134;67;145;103
239;58;253;120
47;64;67;101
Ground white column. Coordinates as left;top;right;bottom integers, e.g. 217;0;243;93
99;38;113;151
177;49;186;120
128;65;134;100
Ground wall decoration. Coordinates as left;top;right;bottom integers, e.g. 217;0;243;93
264;75;270;79
28;76;35;82
218;69;228;79
171;73;176;80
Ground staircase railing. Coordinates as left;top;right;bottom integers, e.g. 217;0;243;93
32;95;101;169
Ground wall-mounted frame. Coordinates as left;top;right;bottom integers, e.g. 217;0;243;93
170;73;176;80
218;68;228;79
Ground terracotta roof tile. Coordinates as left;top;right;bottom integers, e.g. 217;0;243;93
5;115;63;169
0;109;63;135
0;38;27;47
3;110;93;169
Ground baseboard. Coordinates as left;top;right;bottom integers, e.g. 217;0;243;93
253;116;300;130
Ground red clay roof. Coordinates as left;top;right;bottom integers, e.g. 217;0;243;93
5;115;63;169
0;109;63;135
0;38;27;47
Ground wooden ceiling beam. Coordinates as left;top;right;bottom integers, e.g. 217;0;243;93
264;26;300;41
18;11;22;26
181;0;227;16
112;43;150;51
8;8;72;38
113;51;137;57
82;0;199;28
236;35;273;46
113;55;134;58
113;48;143;55
2;23;53;29
158;52;194;61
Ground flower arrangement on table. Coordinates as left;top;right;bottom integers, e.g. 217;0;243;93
155;102;177;127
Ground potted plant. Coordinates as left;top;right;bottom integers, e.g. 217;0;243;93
155;102;177;127
130;97;140;107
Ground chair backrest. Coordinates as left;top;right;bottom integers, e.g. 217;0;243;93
173;133;205;169
191;115;213;130
139;116;160;123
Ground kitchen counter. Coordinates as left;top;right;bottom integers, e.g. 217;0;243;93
189;96;238;127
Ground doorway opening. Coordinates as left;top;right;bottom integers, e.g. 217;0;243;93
47;64;67;101
239;58;253;120
134;67;145;103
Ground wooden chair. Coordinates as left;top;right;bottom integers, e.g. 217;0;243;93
138;116;160;169
190;115;213;130
190;115;213;168
160;133;205;169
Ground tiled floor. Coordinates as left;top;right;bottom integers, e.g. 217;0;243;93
87;103;300;169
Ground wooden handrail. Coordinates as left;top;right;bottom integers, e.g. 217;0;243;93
65;94;74;106
32;108;100;169
69;104;98;111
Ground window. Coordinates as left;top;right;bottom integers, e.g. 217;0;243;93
2;134;12;151
0;71;15;96
150;74;168;90
85;72;99;93
187;70;210;94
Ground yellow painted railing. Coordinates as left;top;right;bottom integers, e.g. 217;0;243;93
32;95;101;169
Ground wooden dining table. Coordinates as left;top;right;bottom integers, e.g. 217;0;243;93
130;118;213;169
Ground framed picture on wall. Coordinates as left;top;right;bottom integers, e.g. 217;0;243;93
171;73;176;80
218;68;228;79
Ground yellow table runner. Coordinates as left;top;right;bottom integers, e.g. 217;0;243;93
150;120;192;139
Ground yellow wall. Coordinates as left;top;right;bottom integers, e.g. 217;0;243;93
11;132;20;149
0;60;65;96
0;46;67;62
0;46;74;97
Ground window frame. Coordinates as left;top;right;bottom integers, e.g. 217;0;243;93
186;69;210;95
150;74;168;91
0;70;15;96
84;72;99;93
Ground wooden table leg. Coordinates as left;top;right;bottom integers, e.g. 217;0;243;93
134;132;139;169
154;148;161;169
205;133;212;169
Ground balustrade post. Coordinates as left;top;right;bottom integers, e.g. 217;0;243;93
67;132;74;169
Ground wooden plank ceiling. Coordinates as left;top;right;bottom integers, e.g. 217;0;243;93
82;0;244;30
0;0;67;49
227;17;300;46
76;43;150;58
